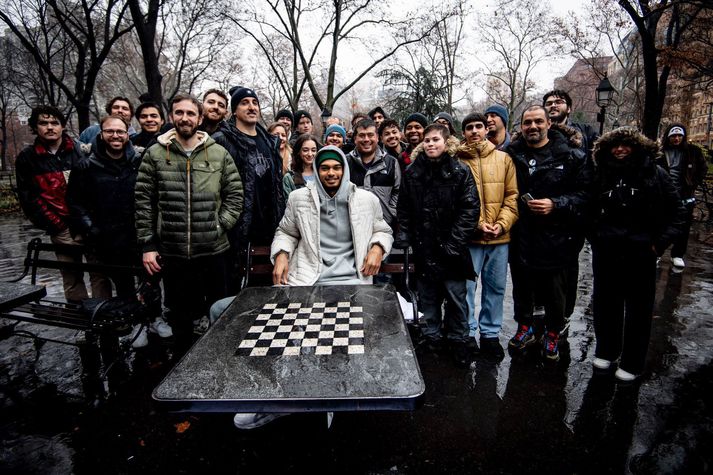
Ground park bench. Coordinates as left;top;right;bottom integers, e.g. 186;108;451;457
0;237;160;400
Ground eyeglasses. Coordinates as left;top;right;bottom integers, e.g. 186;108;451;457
544;99;567;107
102;129;128;136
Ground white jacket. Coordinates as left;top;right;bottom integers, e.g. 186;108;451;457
271;181;393;286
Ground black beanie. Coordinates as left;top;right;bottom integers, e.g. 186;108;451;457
275;109;293;123
403;112;428;129
293;110;312;129
229;86;259;112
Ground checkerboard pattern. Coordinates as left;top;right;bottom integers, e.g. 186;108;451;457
235;301;365;356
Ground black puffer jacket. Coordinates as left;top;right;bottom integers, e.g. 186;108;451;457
396;140;479;280
506;126;593;270
67;139;141;256
590;127;685;254
213;120;286;247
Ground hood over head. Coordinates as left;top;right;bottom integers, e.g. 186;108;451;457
593;126;660;167
313;145;351;201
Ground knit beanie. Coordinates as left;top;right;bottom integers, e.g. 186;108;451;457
403;112;428;129
229;86;259;112
324;124;347;142
484;104;509;127
293;110;312;128
275;109;293;123
316;145;345;166
433;112;456;134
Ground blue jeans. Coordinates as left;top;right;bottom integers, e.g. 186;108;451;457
466;243;508;339
417;277;469;341
209;296;235;323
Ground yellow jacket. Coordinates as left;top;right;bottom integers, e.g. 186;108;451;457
457;139;518;245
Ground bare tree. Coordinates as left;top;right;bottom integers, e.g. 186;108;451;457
616;0;707;138
479;0;552;126
0;0;133;130
228;0;454;113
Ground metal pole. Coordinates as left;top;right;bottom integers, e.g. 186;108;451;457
599;106;606;136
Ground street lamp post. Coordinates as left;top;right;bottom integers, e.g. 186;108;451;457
320;107;332;128
596;74;616;136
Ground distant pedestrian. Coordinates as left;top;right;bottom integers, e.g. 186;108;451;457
658;123;708;269
589;127;685;381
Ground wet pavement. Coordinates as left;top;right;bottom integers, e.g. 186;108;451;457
1;212;712;474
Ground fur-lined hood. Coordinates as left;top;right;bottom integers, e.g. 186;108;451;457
593;127;661;166
410;135;461;162
511;122;583;149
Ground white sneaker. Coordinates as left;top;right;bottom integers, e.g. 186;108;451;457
130;324;149;348
233;412;287;429
150;317;174;338
615;368;637;382
592;357;612;370
672;257;685;268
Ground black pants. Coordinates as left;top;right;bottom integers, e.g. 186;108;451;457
592;241;656;374
162;253;231;339
671;203;694;258
510;260;568;334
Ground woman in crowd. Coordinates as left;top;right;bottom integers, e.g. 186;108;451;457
268;122;292;175
283;133;320;198
589;127;685;381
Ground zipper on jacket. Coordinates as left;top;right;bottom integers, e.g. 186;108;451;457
187;157;192;258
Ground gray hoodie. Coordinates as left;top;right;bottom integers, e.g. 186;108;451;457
313;146;361;285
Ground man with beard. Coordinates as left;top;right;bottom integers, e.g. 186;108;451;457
400;112;428;171
505;105;591;362
199;88;230;135
135;93;243;349
346;119;400;230
542;90;598;160
130;102;165;149
658;123;708;269
485;104;510;151
213;87;286;287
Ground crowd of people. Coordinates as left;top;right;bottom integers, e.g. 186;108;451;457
14;86;707;397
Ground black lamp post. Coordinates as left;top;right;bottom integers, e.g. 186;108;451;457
596;74;616;135
612;118;620;129
320;107;332;128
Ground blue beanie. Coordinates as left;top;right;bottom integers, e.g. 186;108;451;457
484;104;509;127
324;124;346;141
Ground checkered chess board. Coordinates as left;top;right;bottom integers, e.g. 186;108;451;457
235;301;365;356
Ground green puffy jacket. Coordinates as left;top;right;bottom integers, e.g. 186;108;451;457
135;129;243;258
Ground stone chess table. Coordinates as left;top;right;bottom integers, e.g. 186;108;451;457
153;284;425;413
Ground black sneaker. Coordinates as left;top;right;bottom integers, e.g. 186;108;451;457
450;340;471;368
417;336;443;353
466;336;480;355
480;337;505;361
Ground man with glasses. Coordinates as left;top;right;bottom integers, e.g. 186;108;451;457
542;89;598;160
15;105;103;302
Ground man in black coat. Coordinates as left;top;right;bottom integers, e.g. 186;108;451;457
506;105;592;362
396;123;479;366
543;89;599;161
213;87;286;289
659;123;708;269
